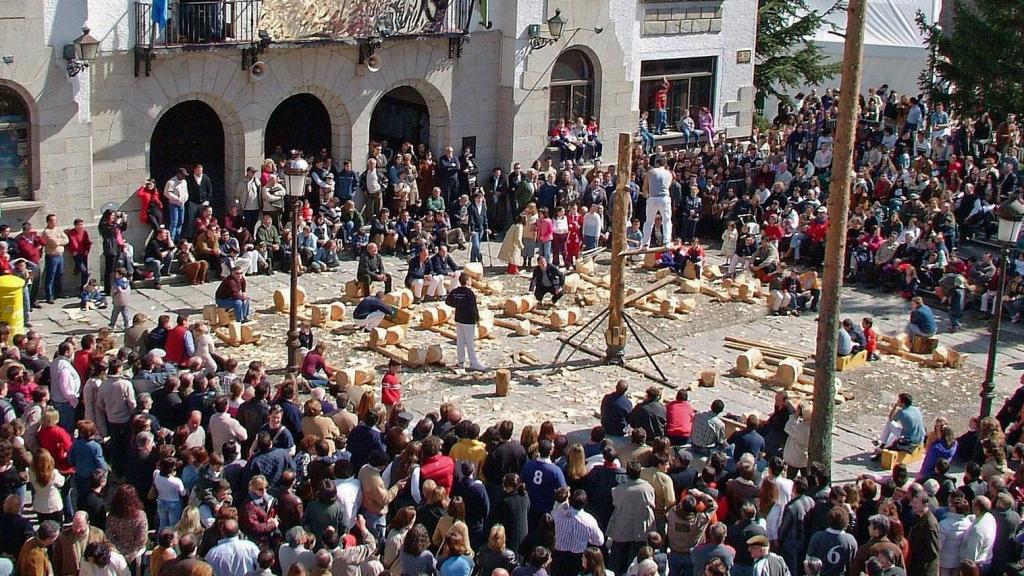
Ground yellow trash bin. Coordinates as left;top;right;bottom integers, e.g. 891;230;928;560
0;274;26;336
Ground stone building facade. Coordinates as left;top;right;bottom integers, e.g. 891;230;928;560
0;0;756;249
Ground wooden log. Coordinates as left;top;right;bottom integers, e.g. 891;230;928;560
477;321;493;339
566;308;580;325
679;277;702;294
383;289;414;309
736;348;764;373
368;327;388;346
503;298;522;317
575;259;595;275
407;347;428;366
518;295;538;314
946;348;965;369
699;370;717;387
463;262;484;280
273;286;307;312
677;297;697;313
911;336;939;355
421;307;442;327
310;305;329;326
425;344;444;364
345;280;366;299
683;261;698;280
703;264;723;280
660;298;679;316
330;302;346;322
738;282;758;301
723;337;811;358
579;273;611;289
336;368;375;388
392;307;413;325
563;273;581;294
655;267;674;280
515;319;533;336
643;252;660;270
700;284;730;300
385;326;406;345
550;310;571;328
773;357;804;388
495;369;511;396
203;304;219;324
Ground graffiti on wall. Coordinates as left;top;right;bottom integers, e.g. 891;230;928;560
258;0;454;41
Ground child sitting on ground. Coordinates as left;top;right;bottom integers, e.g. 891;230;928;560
80;278;108;310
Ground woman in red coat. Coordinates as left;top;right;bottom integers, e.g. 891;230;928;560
136;179;164;231
36;408;75;520
565;202;584;269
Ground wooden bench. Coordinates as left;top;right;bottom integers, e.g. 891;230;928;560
880;443;925;470
836;349;868;372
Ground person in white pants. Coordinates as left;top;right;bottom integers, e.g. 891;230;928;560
351;291;393;332
405;247;441;302
445;273;486;371
641;157;674;247
429;244;461;299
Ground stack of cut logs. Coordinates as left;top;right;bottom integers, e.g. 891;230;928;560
725;336;815;389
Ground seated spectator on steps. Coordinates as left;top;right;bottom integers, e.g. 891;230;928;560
309;240;340;273
872;393;925;460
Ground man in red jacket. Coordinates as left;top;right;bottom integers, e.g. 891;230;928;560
419;435;454;492
666;389;696;446
64;218;93;292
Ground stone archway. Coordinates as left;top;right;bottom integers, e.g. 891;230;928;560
150;100;227;213
264;93;332;159
365;79;451;156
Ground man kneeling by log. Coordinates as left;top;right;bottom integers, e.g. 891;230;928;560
530;256;565;306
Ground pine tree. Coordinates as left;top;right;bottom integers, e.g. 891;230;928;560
754;0;844;105
916;0;1024;120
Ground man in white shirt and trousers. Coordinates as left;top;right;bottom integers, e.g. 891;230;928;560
641;156;673;248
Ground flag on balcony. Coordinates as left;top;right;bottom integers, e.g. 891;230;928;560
152;0;169;28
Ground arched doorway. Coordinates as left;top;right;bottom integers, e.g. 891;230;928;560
264;94;332;159
150;100;226;213
0;85;32;201
369;87;430;149
549;49;596;128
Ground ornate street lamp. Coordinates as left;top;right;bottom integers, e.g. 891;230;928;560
980;196;1024;417
63;27;100;77
282;155;309;373
527;9;566;50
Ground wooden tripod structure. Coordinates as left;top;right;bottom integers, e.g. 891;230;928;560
550;133;674;384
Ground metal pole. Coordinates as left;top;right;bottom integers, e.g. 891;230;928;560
808;0;867;480
286;198;301;373
605;133;634;364
980;246;1009;418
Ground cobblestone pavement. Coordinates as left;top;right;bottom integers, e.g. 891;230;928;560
28;243;1024;481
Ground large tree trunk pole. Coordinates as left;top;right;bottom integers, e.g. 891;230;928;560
809;0;867;480
605;133;634;363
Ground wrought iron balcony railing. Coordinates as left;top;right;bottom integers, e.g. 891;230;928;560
134;0;263;49
134;0;475;50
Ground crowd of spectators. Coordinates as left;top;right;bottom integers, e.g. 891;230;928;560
0;80;1020;576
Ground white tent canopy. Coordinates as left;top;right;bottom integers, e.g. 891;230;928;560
765;0;942;115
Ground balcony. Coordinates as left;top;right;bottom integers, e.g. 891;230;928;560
133;0;476;69
134;0;263;50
